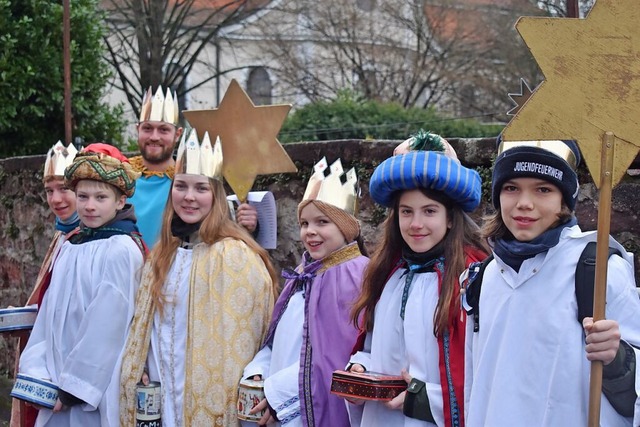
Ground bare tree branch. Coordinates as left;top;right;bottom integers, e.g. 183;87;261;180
236;0;600;120
101;0;268;118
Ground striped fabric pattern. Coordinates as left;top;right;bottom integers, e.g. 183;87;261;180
369;151;482;212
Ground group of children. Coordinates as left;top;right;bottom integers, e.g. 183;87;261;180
9;128;640;427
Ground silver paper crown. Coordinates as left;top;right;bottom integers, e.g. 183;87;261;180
302;157;359;215
139;86;179;125
44;141;78;178
175;129;223;179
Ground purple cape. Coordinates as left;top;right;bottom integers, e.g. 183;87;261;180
263;243;368;426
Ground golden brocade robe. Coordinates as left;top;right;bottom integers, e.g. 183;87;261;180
120;238;274;426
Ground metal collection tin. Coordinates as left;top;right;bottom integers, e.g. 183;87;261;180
0;307;38;333
136;381;162;427
10;374;59;409
237;378;266;422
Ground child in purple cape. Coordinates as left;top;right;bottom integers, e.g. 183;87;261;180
242;158;369;427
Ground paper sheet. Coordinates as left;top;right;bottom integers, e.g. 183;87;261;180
227;191;277;249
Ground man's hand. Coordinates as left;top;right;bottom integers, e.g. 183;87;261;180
236;203;258;233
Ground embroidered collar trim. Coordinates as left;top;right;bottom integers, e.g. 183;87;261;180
318;243;362;273
129;155;175;179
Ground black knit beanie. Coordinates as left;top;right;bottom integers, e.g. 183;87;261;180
491;138;581;211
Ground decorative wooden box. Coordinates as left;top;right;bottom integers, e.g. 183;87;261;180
330;370;406;401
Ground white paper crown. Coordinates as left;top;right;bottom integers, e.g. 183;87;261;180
302;157;359;215
175;129;223;179
139;86;179;125
44;141;78;178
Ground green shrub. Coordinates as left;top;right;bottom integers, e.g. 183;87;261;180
279;90;503;143
0;0;124;158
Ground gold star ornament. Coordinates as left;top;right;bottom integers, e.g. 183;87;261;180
501;0;640;186
183;79;297;201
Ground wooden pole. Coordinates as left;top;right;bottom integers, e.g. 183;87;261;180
63;0;72;145
587;131;615;427
567;0;579;18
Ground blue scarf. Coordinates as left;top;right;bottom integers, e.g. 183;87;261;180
399;241;445;319
69;205;140;245
55;212;80;233
494;217;578;272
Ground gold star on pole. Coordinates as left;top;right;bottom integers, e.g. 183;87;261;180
501;0;640;186
183;79;297;201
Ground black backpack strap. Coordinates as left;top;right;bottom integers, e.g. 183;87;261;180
464;254;493;332
574;241;621;323
575;242;636;418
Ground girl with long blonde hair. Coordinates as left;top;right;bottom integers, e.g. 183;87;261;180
120;132;277;427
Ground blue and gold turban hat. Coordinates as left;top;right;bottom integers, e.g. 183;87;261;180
369;131;482;212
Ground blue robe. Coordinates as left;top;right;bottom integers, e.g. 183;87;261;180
128;175;171;247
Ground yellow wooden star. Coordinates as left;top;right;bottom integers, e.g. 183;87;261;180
183;79;297;201
501;0;640;186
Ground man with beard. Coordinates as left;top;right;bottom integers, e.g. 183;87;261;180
127;86;184;247
129;86;259;247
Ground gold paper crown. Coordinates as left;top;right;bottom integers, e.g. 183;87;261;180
302;157;359;215
139;86;179;125
44;141;78;178
498;140;578;170
175;129;223;179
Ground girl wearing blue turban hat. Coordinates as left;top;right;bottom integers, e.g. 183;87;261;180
345;131;488;427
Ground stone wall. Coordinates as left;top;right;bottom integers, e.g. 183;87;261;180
1;138;639;381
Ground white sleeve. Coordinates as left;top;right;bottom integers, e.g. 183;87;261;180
58;244;141;409
263;361;300;422
19;295;52;380
464;315;475;422
349;332;372;370
243;345;272;380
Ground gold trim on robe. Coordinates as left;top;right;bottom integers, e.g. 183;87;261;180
318;243;362;274
120;238;274;426
129;155;175;179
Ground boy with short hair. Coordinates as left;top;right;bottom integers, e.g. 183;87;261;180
18;144;144;426
464;140;640;426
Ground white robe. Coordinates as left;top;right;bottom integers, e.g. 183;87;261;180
242;290;305;427
465;226;640;427
147;247;191;427
19;235;143;427
349;268;445;427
